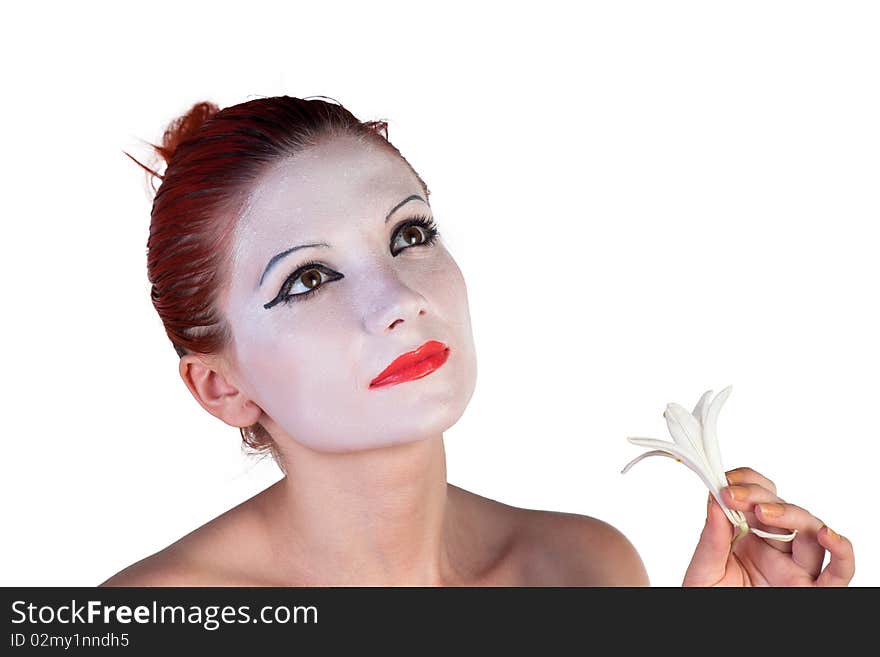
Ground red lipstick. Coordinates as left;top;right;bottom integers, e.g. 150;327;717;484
369;340;450;389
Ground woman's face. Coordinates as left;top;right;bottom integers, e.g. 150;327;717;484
221;134;478;452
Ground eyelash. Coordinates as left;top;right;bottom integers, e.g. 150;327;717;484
265;214;441;309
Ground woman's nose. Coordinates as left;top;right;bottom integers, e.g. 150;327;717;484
363;274;428;335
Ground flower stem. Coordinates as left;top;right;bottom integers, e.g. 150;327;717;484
731;521;749;549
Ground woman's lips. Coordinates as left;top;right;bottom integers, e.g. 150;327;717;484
369;340;450;389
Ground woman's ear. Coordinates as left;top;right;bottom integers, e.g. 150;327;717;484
178;354;263;429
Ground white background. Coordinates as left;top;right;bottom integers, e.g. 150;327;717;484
1;1;876;587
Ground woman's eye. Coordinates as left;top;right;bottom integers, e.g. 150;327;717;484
396;225;428;248
264;262;343;309
289;267;325;294
390;216;440;256
264;216;440;309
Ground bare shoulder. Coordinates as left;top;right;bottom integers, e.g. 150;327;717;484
448;485;649;586
98;533;261;587
99;490;273;587
98;548;203;587
512;508;650;586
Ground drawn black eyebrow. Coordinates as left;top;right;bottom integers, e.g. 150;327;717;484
257;194;428;289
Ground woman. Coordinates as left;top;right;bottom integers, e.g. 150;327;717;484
101;95;854;586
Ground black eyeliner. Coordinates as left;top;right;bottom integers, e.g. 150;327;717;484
263;259;337;310
389;214;440;256
264;215;440;310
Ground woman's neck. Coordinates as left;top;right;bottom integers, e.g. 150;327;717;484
261;434;461;585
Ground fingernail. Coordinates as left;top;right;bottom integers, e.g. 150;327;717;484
727;485;747;501
757;503;784;518
826;526;839;541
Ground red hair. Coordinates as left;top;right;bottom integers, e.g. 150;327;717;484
124;95;430;455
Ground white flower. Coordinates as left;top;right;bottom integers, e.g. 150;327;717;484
621;385;797;547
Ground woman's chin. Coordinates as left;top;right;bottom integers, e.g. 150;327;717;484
293;407;467;454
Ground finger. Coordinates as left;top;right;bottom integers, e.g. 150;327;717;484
723;484;789;553
815;526;855;587
755;502;826;573
723;482;783;510
683;494;734;586
739;536;816;586
725;467;777;495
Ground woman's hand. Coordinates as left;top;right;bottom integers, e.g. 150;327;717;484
682;466;855;586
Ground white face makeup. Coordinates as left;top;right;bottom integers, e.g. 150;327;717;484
221;134;478;453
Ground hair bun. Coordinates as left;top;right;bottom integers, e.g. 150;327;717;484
123;100;220;190
155;101;220;167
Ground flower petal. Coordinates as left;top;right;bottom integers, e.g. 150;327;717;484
692;389;713;426
625;437;702;466
620;449;677;474
664;403;709;467
624;438;722;498
702;385;733;485
750;527;798;542
625;439;743;528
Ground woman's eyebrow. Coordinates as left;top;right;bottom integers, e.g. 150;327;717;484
257;194;429;289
